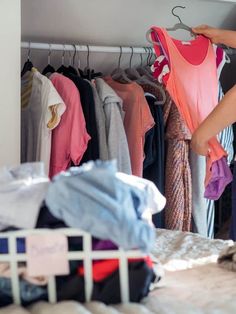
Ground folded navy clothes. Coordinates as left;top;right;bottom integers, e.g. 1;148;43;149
0;277;47;307
45;160;165;252
0;238;25;254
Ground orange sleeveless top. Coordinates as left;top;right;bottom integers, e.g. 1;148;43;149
151;27;227;185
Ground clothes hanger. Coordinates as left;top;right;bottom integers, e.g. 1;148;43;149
146;6;195;48
42;44;55;75
82;45;91;79
66;46;78;75
166;6;195;37
136;52;144;74
111;46;132;83
146;47;154;73
223;46;231;64
135;48;166;105
81;45;102;80
57;45;67;73
72;44;83;77
137;47;155;80
125;47;142;80
21;42;34;77
136;48;153;79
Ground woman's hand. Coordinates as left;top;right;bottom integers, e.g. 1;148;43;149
192;25;223;44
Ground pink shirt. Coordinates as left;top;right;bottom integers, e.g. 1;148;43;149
105;77;155;177
50;73;90;178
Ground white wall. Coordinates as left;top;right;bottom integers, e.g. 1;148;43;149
0;0;21;167
21;0;236;74
21;0;236;45
0;0;233;167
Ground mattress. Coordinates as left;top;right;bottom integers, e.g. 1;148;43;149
141;229;236;314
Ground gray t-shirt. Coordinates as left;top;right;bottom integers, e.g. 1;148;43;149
95;78;131;174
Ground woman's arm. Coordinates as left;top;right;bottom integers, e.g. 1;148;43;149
192;25;236;48
191;85;236;155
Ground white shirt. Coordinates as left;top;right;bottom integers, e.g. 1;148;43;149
21;70;65;175
0;162;49;230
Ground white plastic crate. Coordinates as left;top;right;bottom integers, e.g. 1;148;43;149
0;228;147;305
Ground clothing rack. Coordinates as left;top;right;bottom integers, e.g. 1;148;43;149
21;42;154;54
21;42;236;56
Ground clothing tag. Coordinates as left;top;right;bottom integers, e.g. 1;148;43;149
26;233;69;277
181;41;191;46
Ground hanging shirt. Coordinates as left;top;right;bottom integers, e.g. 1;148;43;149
104;77;154;177
152;44;233;201
162;91;192;232
151;45;226;84
63;72;100;163
95;78;131;174
150;27;231;198
49;73;90;178
87;80;109;161
21;69;65;175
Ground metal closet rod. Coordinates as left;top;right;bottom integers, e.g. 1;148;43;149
21;42;154;54
21;41;236;56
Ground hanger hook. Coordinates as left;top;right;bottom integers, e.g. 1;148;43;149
145;47;150;66
27;42;31;61
171;5;185;24
74;44;81;68
148;47;152;66
149;47;154;65
143;47;147;65
72;44;76;66
118;46;122;68
87;45;90;68
129;47;134;68
62;44;66;65
140;52;143;67
68;49;72;66
77;44;81;68
48;43;52;65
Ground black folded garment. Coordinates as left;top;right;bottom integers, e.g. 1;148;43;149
92;260;155;304
37;203;84;251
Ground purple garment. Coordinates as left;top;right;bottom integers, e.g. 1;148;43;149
93;239;117;251
230;161;236;241
204;157;233;200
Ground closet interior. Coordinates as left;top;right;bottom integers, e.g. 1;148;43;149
1;0;236;312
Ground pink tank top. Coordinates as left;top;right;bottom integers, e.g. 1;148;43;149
151;27;227;186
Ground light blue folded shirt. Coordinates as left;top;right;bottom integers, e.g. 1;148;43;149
46;160;165;252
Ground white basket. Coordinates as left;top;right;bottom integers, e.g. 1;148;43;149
0;228;147;305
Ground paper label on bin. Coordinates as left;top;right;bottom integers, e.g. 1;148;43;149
26;233;69;277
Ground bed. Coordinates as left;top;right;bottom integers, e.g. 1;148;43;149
141;229;236;314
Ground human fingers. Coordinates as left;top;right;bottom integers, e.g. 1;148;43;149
192;25;210;35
